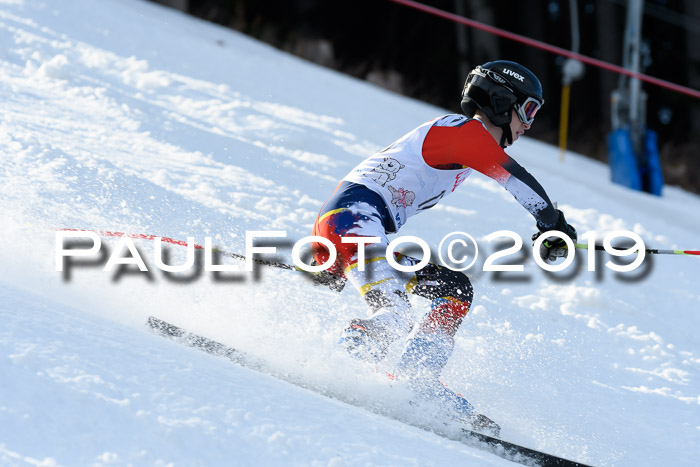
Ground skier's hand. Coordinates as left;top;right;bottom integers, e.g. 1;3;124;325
532;209;577;262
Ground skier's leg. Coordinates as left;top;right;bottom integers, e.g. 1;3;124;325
312;184;413;362
340;250;414;361
393;263;492;425
397;263;473;379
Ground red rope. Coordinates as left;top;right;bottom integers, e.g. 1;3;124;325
388;0;700;100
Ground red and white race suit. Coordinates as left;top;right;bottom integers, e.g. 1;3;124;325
342;114;558;232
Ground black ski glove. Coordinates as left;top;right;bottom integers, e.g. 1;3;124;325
531;209;577;262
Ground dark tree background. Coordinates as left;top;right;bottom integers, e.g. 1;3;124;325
155;0;700;194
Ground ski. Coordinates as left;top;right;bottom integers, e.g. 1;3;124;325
457;429;589;466
146;316;591;467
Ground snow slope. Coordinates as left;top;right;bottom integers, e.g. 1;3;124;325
1;0;698;465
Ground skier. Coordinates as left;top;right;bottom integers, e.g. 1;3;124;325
311;60;577;433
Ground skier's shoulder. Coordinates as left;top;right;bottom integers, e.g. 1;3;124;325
430;113;473;128
421;114;495;152
401;114;478;140
425;114;491;141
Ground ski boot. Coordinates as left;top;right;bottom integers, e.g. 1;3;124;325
338;318;390;362
395;334;501;437
338;308;413;363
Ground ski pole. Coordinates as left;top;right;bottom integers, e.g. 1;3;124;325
59;229;346;290
60;228;297;270
179;242;345;290
572;243;700;256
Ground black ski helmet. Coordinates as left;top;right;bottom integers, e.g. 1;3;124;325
460;60;544;147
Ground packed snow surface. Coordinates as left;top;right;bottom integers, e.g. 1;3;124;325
1;0;698;465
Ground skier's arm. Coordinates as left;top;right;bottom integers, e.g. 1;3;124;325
423;119;559;228
494;157;560;228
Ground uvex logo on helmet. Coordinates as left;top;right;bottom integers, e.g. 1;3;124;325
503;68;525;82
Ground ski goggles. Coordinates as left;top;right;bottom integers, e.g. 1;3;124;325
514;97;543;125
